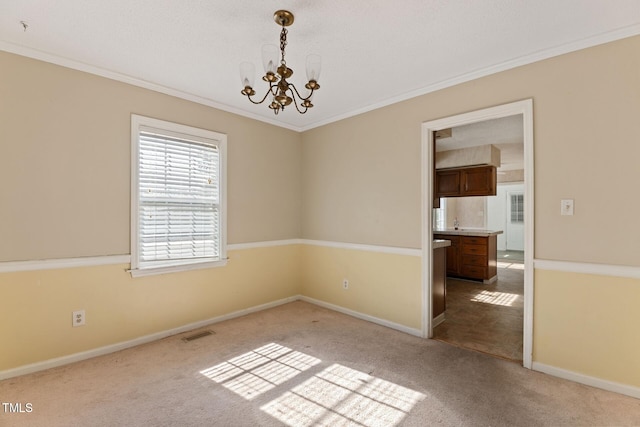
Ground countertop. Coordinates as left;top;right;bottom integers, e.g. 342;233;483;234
433;239;452;249
434;228;503;237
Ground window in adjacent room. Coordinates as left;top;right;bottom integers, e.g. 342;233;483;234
433;199;447;230
130;115;227;276
510;193;524;223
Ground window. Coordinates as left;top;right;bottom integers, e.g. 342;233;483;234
510;193;524;223
131;115;226;276
433;199;447;230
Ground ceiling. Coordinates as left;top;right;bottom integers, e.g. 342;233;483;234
1;1;639;132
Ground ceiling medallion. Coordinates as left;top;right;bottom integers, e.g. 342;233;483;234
239;10;321;115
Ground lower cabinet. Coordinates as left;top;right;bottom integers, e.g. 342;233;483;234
432;246;446;321
444;236;459;276
434;234;497;283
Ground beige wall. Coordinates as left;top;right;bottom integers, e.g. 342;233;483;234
302;35;640;266
3;36;640;391
300;35;640;389
0;51;303;372
301;109;422;247
301;245;422;330
0;52;302;262
534;269;640;386
0;245;301;370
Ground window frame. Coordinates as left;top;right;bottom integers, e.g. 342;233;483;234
510;193;524;223
130;114;227;277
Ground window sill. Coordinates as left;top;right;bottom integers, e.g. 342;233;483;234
129;258;228;278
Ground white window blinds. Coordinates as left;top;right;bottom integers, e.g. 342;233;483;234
131;115;226;274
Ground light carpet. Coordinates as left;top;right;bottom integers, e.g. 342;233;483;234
1;301;639;426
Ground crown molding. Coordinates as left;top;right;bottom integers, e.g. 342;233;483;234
4;24;640;133
0;41;303;132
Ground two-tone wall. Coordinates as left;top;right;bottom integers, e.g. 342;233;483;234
0;52;303;375
2;34;640;397
301;35;640;395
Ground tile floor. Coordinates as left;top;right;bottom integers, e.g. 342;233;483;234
497;250;525;263
433;261;524;362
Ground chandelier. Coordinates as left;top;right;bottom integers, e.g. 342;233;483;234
240;10;321;115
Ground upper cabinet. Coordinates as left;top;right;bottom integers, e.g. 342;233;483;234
433;142;500;199
435;169;461;197
435;165;496;198
461;165;497;196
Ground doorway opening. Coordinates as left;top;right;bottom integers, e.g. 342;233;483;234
421;99;534;368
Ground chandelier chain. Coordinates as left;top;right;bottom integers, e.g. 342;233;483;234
279;27;288;66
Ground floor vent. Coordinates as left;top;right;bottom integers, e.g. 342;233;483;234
182;330;215;342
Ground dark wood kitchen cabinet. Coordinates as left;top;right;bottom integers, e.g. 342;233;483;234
460;235;497;282
435;165;496;198
435;169;461;197
434;235;459;276
433;234;498;283
432;246;446;322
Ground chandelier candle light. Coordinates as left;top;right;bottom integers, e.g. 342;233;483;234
240;10;321;115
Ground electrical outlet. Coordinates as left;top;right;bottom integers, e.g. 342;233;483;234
342;279;349;290
72;310;85;327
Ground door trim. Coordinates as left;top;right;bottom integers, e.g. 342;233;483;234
421;99;535;369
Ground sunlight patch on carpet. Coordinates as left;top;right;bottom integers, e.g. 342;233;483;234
261;363;425;427
200;343;321;400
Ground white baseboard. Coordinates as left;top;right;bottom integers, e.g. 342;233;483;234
1;294;422;381
532;362;640;400
299;295;423;337
0;296;298;381
432;312;445;328
7;291;640;402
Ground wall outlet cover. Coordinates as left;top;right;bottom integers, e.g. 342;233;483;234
72;309;86;327
561;199;574;216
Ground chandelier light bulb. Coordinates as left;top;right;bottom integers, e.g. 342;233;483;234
239;62;255;88
262;44;279;76
306;54;321;82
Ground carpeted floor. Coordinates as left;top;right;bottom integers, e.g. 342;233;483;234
1;301;639;426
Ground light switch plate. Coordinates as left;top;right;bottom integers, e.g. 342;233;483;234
561;199;574;216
